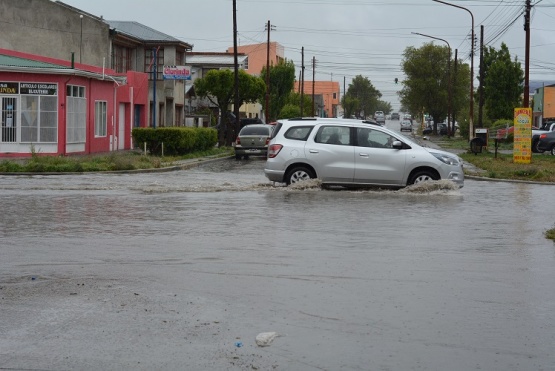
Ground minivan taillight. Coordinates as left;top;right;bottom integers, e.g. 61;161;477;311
540;133;547;139
235;137;241;145
267;144;283;158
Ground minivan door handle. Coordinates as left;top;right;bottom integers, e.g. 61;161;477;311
359;153;369;158
309;149;319;153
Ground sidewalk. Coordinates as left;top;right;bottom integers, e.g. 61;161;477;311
415;134;488;175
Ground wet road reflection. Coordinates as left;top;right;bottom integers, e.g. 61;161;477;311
1;158;554;370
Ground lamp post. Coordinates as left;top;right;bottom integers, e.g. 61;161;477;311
412;32;452;136
79;14;83;64
432;0;474;141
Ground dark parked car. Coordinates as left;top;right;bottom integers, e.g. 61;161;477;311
438;123;448;135
537;130;555;155
391;112;400;120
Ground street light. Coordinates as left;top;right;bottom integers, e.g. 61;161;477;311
79;14;83;64
432;0;474;141
412;32;452;136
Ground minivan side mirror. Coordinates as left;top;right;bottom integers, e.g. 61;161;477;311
392;140;404;149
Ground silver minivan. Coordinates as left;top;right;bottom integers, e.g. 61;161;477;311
264;118;464;188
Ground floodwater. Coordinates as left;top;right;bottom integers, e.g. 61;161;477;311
1;158;554;370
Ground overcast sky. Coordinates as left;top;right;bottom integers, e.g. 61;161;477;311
60;0;555;110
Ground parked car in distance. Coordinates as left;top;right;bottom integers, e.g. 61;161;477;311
537;130;555;155
374;111;386;125
400;120;412;132
234;124;273;160
403;113;413;123
438;123;448;135
264;117;464;188
391;112;400;120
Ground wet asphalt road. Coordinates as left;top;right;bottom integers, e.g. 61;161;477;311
1;157;554;370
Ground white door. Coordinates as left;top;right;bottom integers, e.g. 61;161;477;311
118;103;125;150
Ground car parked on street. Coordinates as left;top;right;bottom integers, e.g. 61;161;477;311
400;120;412;132
373;111;386;125
264;118;464;188
234;124;274;160
537;130;555;155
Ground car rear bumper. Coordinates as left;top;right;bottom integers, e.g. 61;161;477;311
235;147;267;156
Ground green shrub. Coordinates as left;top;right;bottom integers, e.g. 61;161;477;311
132;127;217;156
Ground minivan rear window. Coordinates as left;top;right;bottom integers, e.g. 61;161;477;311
284;126;313;141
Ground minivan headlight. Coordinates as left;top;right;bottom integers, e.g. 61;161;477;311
431;152;460;166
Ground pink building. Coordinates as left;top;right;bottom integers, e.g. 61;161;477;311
0;48;148;158
294;81;341;118
227;42;284;75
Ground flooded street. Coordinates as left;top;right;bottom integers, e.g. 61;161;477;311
1;158;554;370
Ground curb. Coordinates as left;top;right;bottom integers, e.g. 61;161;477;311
0;155;233;176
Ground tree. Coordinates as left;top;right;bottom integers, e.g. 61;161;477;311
375;100;393;115
344;75;381;118
194;69;265;145
260;60;296;121
482;43;523;121
400;42;469;134
279;92;313;118
341;95;359;118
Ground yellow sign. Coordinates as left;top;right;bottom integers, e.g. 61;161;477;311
513;108;532;164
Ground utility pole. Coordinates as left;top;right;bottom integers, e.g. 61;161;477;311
343;76;346;118
300;47;304;117
523;0;531;107
265;20;275;124
478;25;485;128
233;0;240;142
453;49;458;128
312;57;315;117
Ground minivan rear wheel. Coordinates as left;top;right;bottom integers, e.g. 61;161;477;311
408;170;438;185
286;166;315;185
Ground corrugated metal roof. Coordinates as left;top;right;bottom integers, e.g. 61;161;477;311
186;54;247;66
0;54;68;69
108;20;183;43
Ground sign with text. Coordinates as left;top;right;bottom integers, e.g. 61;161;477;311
0;82;19;94
163;65;192;80
20;83;57;95
513;107;532;164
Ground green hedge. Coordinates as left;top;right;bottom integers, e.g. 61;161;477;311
132;127;218;156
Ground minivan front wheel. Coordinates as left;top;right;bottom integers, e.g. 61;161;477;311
285;166;315;185
408;170;438;185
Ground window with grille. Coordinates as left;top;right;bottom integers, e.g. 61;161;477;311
144;48;165;80
66;85;86;143
112;44;132;73
95;101;107;137
20;95;58;143
176;50;184;65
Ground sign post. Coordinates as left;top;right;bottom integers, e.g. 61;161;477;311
513;107;532;164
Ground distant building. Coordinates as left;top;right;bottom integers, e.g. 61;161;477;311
108;21;192;128
533;84;555;126
294;81;341;118
227;42;284;76
183;52;248;127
